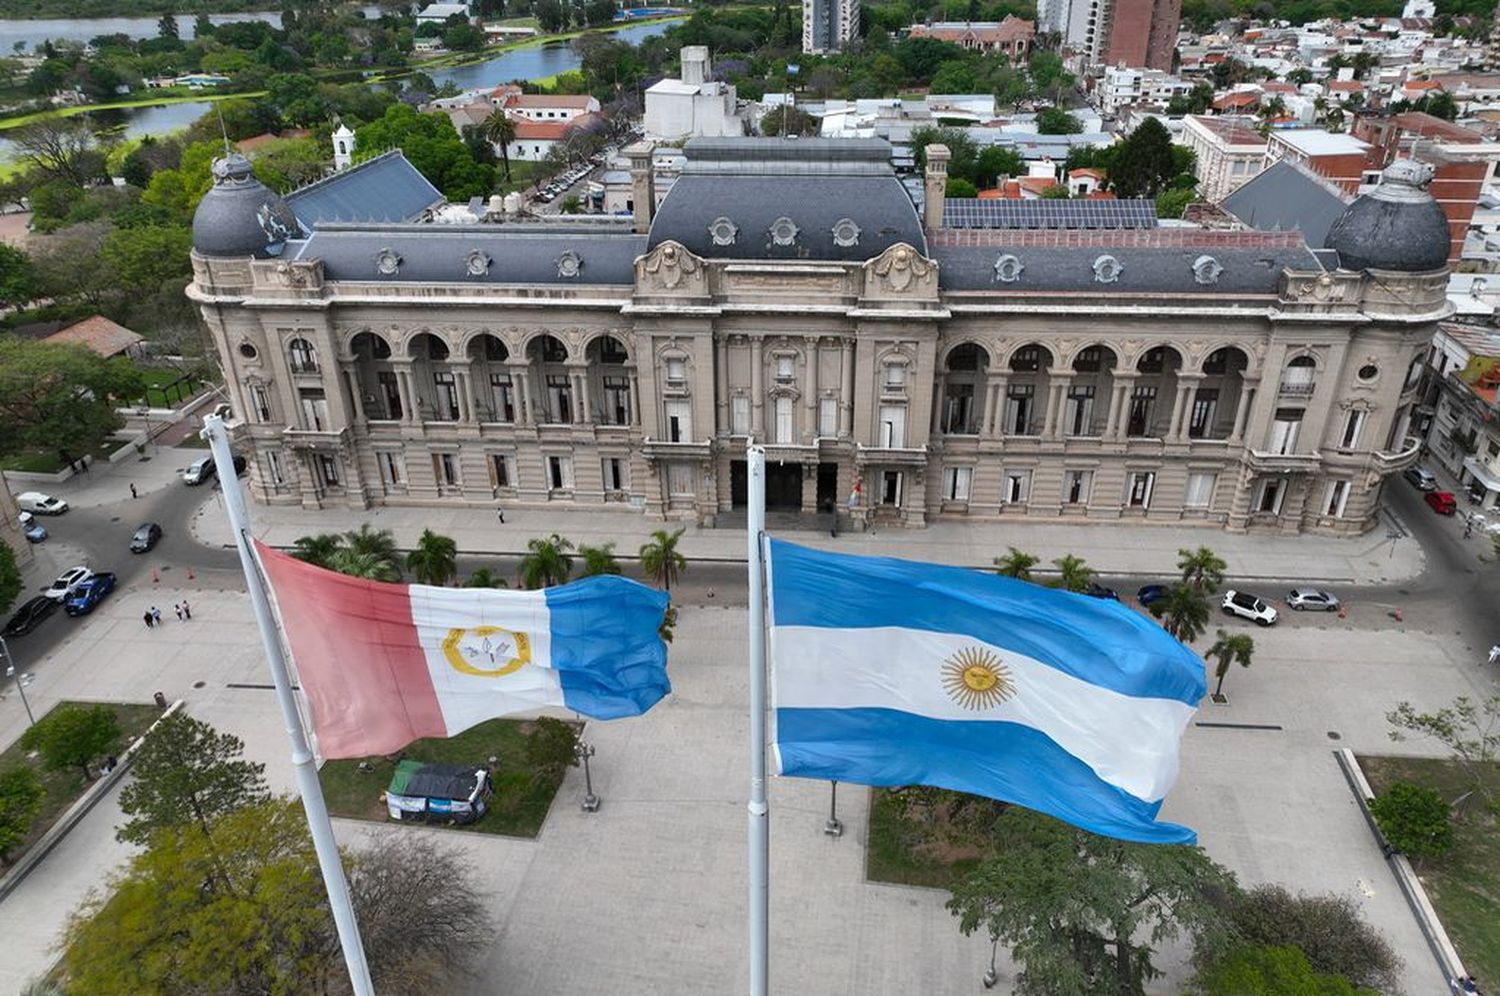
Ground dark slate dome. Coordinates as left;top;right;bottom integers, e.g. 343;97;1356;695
191;153;301;259
1325;159;1450;273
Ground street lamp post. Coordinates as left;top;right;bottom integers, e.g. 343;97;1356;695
575;738;600;812
0;637;36;727
823;780;843;837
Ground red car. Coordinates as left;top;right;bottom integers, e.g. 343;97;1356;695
1425;491;1458;515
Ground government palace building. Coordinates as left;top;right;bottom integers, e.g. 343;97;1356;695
187;138;1451;535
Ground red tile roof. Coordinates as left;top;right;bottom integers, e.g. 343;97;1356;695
44;316;144;358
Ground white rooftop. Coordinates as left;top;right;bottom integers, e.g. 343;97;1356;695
1273;130;1371;155
647;79;702;96
417;2;470;18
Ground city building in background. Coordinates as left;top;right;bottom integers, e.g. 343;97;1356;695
803;0;858;53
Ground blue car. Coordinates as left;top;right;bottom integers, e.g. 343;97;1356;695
1083;581;1119;600
23;522;47;543
64;572;116;616
1137;584;1168;606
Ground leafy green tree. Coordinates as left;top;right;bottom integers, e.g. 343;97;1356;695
1207;629;1255;699
10;119;103;188
326;549;402;582
640;527;687;592
1193;944;1376;995
406;529;458;586
248;137;329;193
760;105;818;137
946;177;978;197
1035;106;1083;134
974;145;1024;186
579;542;622;577
20;705;121;780
116;712;268;845
1370;782;1454;865
1178;546;1226;594
930;58;977;94
1212;885;1400;993
1155;583;1210;643
1039;183;1070;198
0;339;143;469
993;547;1039;580
1049;553;1093;593
1156;188;1196;219
100;224;193;294
1112;117;1176;198
1387;694;1500;800
0;768;44;865
291;532;343;569
355;103;495;201
0;541;21;616
525;716;580;784
464;568;508;588
520;533;574;589
947;806;1236;996
0;243;37;309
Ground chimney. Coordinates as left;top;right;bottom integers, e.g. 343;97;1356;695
924;143;950;230
625;140;656;235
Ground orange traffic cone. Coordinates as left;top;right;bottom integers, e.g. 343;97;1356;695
151;566;159;584
187;565;195;580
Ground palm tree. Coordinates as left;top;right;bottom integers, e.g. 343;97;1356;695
1178;546;1227;595
344;524;400;578
520;533;574;589
1050;554;1094;593
578;542;622;577
483;108;516;181
464;568;508;588
1207;629;1255;699
1155;583;1209;644
658;603;678;644
993;547;1039;581
326;548;401;582
291;533;343;569
405;529;458;586
639;527;687;591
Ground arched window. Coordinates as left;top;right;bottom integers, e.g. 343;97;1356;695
288;338;319;374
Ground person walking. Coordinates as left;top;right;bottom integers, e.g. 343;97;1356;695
143;610;154;629
174;603;183;621
151;606;162;626
129;483;138;499
1488;645;1500;666
496;507;505;524
182;599;191;620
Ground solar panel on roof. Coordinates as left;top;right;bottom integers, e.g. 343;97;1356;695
942;198;1158;230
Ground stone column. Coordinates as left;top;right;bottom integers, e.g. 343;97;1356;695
629;369;642;427
715;341;730;434
1105;375;1133;439
804;337;819;440
1230;379;1258;444
985;374;1008;436
839;340;854;437
1044;375;1072;438
1172;376;1202;441
395;363;416;424
342;365;364;422
568;364;591;424
457;368;476;423
750;338;764;438
511;364;533;425
932;373;947;433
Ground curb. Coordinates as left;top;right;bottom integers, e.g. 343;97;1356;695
1333;748;1469;991
0;699;184;905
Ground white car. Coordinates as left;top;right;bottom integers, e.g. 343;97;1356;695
1222;589;1278;626
44;566;93;602
16;491;68;515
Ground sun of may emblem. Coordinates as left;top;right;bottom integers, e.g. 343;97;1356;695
442;626;531;678
941;646;1015;710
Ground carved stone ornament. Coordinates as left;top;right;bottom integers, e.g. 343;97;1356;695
465;250;491;276
831;218;861;248
1296;273;1349;302
273;260;312;287
1092;254;1123;284
994;253;1024;283
869;243;934;294
1191;254;1223;285
769;217;800;247
641;241;702;291
708;216;738;247
555;250;583;278
375;248;402;276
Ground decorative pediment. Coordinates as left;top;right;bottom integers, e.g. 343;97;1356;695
637;240;706;294
864;243;937;297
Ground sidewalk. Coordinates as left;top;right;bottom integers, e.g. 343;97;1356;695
190;498;1425;585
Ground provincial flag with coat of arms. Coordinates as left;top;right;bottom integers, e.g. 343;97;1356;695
767;540;1205;844
254;541;672;759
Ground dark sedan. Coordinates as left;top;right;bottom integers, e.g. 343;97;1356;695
3;596;57;637
1137;584;1168;606
64;572;117;616
130;522;163;553
1083;582;1119;600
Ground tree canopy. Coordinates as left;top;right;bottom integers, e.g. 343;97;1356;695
0;338;144;465
116;711;269;846
355;102;495;202
20;705;121;780
1111;117;1177;198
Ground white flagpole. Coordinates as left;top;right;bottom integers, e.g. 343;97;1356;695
202;415;375;996
746;445;769;996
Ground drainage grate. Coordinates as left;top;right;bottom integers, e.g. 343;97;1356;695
1194;722;1283;731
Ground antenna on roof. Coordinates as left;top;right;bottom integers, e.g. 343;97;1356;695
217;103;231;156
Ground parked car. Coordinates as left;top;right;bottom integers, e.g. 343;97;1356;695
1403;466;1438;491
1222;589;1278;626
183;455;215;485
23;521;47;543
43;566;93;601
64;572;117;616
3;596;57;637
1082;582;1118;600
1136;584;1168;606
1425;491;1458;515
15;491;68;515
1286;588;1340;612
130;522;163;553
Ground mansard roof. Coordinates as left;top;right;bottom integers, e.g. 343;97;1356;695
285;151;444;230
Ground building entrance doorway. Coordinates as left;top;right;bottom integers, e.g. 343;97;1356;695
731;460;747;507
816;462;838;510
766;462;803;510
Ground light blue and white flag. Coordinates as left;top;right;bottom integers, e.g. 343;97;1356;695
766;540;1205;844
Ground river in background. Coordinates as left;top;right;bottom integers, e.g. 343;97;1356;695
0;8;385;51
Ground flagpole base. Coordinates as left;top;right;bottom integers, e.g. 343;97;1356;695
581;794;601;812
982;969;998;989
823;818;843;837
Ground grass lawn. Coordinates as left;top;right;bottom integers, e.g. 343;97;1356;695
1359;754;1500;981
865;787;987;890
0;434;120;474
319;717;571;838
494;160;548;196
0;701;164;866
135;366;203;408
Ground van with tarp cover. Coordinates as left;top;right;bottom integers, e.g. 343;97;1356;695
384;760;492;824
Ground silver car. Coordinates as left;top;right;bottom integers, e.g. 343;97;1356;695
1286;588;1340;612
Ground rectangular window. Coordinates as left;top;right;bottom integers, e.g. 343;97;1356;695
665;358;686;385
317;454;340;486
378;452;404;486
432;452;459;487
943;466;973;501
1005;385;1034;435
1189;390;1218;438
665;400;691;442
1127;386;1157;437
878;405;906;448
880;470;903;506
1128;471;1155;508
266;450;284;485
942;383;976;434
818;397;838;437
1259;479;1284;514
489;453;513;489
1489;440;1500;460
668;463;696;496
1184;472;1216;508
1340;409;1366;449
1004;470;1031;504
1064;469;1092;505
775;355;795;381
602;457;628;491
1066;386;1096;437
545;375;572;424
731;396;751;435
489;373;515;422
1269;408;1304;454
299;390;328;432
251;385;271;422
547;455;574;491
378;372;402;420
884;363;906;390
1325;479;1350;517
433;372;459;421
775;396;794;444
602;375;631;425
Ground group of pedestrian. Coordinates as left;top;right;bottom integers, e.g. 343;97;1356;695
142;601;191;629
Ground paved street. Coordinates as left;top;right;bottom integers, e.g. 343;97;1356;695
0;445;1495;993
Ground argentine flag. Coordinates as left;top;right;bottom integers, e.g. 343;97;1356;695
767;541;1204;844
